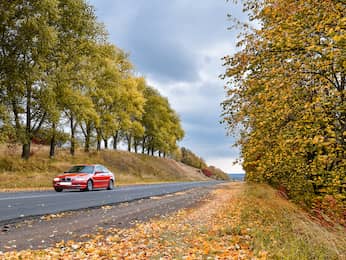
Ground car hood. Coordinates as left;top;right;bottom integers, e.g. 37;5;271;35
57;173;90;178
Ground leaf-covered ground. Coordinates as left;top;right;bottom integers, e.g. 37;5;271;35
2;182;345;259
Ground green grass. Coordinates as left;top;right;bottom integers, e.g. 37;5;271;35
238;184;346;259
0;144;208;190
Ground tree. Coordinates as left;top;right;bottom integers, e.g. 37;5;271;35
0;0;60;159
46;0;103;157
91;44;121;151
222;0;345;219
0;0;185;163
0;0;105;158
140;86;184;156
52;0;104;156
180;147;207;169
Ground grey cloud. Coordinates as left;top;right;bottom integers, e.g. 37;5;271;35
122;3;200;81
91;0;238;82
128;38;199;82
181;127;239;159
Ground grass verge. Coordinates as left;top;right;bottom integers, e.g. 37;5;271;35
239;184;346;259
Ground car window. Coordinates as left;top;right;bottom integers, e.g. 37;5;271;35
101;166;108;172
67;165;94;174
95;165;103;172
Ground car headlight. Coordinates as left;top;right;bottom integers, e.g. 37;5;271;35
54;178;60;181
74;176;88;181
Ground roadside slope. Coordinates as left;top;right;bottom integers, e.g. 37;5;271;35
0;145;209;190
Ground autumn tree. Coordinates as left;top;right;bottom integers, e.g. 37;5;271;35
222;0;345;221
0;0;104;158
47;0;103;157
55;0;104;156
180;147;207;169
0;0;60;159
90;44;123;151
119;77;146;152
140;86;184;156
0;0;185;163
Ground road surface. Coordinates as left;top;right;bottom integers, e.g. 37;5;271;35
0;181;220;223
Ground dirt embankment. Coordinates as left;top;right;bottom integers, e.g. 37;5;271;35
0;145;209;190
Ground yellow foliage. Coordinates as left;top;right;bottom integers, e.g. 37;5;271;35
222;0;346;224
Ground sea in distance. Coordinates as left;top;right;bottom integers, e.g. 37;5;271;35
228;173;245;181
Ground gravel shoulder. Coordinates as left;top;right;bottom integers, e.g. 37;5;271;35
0;185;218;252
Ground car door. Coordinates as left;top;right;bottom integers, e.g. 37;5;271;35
101;166;111;186
93;165;107;188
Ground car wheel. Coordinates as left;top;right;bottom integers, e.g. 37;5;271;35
85;180;93;191
107;179;114;190
54;187;63;192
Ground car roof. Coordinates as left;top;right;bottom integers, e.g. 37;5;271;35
74;164;109;167
69;164;97;167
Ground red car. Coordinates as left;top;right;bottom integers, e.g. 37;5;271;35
53;164;115;192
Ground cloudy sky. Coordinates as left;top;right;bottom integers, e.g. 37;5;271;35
88;0;244;173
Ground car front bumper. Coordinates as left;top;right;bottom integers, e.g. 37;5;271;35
53;181;87;190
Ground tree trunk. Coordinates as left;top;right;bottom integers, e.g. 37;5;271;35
84;122;91;152
85;134;90;152
22;83;32;160
96;128;101;151
49;122;56;158
70;116;75;156
97;139;101;151
113;131;119;150
127;134;132;152
158;151;161;157
142;136;146;154
104;138;108;149
22;142;31;160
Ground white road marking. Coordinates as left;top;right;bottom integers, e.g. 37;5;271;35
0;193;71;201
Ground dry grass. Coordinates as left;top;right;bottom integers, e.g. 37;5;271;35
0;144;208;190
239;184;346;259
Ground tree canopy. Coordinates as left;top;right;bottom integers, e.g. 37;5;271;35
222;0;345;223
0;0;184;160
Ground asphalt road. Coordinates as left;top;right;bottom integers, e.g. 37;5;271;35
0;181;220;223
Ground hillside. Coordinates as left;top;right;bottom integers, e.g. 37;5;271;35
0;145;209;190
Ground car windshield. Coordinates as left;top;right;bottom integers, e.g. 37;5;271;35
66;165;94;174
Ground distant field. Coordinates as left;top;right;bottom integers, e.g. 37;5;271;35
0;144;209;190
